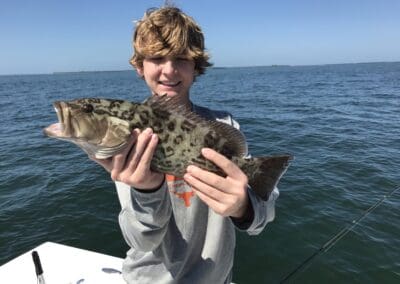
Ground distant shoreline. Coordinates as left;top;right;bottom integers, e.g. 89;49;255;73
1;61;399;77
52;70;130;75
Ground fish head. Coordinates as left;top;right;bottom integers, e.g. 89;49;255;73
44;98;133;159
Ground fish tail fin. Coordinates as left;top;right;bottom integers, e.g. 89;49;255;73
236;155;293;201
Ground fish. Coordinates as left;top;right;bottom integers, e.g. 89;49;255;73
43;95;292;200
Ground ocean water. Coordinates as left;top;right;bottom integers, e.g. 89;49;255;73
0;62;399;283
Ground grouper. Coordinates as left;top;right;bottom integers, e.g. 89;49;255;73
44;95;292;200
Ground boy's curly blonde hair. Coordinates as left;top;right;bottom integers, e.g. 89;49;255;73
129;7;212;75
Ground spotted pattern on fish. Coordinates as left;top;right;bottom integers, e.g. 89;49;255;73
44;95;292;200
69;96;249;176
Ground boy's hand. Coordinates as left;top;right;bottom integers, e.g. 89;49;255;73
184;148;249;218
90;128;165;190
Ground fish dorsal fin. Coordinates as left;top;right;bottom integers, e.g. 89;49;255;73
143;94;185;112
143;94;247;157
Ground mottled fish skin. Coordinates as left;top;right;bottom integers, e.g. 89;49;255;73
142;97;248;177
44;95;292;200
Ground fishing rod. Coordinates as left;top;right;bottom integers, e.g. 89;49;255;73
280;185;400;283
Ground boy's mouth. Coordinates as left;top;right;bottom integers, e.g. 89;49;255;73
159;81;181;87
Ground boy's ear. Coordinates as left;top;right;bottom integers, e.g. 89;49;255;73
136;66;144;77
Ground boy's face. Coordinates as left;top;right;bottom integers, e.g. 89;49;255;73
136;55;196;99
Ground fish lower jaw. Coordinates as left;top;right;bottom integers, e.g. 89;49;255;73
43;123;69;138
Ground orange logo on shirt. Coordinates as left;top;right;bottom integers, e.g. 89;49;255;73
166;174;195;207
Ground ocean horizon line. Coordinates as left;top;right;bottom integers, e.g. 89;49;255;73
1;60;399;77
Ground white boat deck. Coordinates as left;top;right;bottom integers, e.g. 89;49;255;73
0;241;125;284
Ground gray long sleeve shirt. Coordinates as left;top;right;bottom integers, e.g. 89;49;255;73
115;104;279;284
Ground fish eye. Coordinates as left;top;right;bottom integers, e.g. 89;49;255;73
82;103;94;113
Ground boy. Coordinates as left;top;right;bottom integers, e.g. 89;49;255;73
93;6;279;284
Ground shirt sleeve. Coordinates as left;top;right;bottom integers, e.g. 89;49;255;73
233;187;279;235
117;180;172;252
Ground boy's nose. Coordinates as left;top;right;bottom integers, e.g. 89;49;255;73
162;60;177;75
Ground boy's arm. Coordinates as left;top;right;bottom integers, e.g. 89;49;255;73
92;128;170;251
117;180;172;252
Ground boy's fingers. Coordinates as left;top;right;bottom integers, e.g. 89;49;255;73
125;129;142;171
184;173;225;201
136;134;159;172
186;165;228;192
127;128;153;172
201;148;247;182
108;130;138;180
192;188;221;210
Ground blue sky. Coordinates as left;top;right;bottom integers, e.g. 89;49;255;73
1;0;399;75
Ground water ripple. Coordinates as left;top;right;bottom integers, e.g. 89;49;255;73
1;64;399;282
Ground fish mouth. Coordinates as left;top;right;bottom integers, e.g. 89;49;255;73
43;101;72;138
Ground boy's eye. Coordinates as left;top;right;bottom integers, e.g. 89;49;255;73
148;57;163;62
145;56;192;64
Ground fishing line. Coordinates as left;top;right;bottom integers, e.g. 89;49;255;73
280;185;400;283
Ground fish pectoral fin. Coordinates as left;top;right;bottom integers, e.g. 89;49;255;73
101;129;129;147
96;119;130;148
